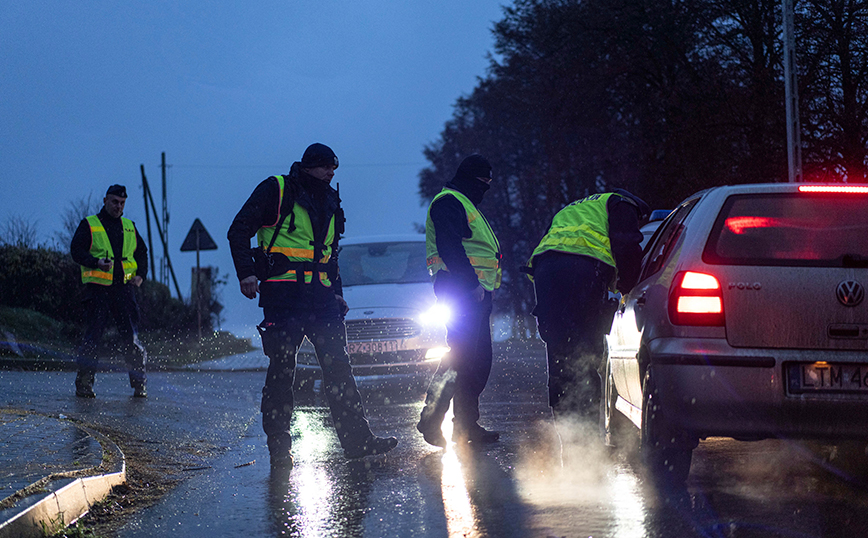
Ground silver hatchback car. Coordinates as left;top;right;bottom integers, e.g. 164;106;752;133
601;183;868;484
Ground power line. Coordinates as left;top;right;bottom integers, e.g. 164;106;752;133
167;162;427;170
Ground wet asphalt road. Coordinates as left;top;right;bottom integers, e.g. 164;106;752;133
4;343;868;537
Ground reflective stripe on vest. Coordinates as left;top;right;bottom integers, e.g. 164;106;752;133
256;175;335;285
81;215;138;285
527;192;621;287
425;187;502;291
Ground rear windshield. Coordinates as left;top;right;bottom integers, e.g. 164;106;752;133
339;241;430;286
703;193;868;267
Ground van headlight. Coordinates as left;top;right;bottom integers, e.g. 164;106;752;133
419;303;451;326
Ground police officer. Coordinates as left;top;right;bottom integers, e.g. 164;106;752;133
227;143;398;467
417;154;502;447
70;184;149;398
526;189;649;421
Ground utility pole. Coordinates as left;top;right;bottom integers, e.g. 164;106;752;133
140;158;183;300
160;152;170;285
782;0;803;183
140;165;156;276
143;171;184;300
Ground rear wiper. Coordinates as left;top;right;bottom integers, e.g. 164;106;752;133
841;253;868;268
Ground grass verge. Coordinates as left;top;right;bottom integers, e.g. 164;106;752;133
0;306;255;369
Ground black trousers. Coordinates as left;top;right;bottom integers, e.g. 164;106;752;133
419;292;493;429
258;306;374;451
75;284;147;389
532;253;614;417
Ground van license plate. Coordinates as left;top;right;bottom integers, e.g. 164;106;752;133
788;362;868;394
348;341;398;354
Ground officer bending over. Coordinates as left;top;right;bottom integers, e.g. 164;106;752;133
526;189;649;421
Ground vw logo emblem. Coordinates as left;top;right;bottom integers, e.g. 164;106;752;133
836;280;865;307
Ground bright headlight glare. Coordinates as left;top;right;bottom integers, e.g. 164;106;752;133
425;346;450;360
420;303;451;325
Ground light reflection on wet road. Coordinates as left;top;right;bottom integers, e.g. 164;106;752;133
3;342;868;537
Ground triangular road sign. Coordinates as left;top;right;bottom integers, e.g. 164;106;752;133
180;218;218;251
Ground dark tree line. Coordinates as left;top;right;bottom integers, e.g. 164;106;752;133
418;0;868;326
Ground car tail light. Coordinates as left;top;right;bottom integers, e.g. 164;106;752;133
669;271;724;326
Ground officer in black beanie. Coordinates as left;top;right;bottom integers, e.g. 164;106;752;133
417;154;503;447
300;143;338;169
228;143;398;468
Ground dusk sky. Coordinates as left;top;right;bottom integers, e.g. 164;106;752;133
1;1;506;337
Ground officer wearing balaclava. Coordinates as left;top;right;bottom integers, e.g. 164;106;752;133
417;154;503;447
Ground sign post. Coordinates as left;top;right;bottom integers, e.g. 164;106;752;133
180;219;218;340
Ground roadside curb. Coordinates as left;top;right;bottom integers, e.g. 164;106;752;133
0;416;126;538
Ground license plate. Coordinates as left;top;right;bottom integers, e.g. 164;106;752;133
788;362;868;394
348;340;398;354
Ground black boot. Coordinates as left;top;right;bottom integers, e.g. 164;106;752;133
417;371;455;448
452;423;499;444
267;433;294;468
344;435;398;459
417;417;447;447
75;371;95;398
130;371;147;398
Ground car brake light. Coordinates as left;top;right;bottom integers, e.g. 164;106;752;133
798;185;868;194
669;271;724;326
724;216;780;234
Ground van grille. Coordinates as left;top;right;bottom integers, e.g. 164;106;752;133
346;318;420;341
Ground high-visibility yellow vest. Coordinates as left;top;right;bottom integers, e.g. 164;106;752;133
426;187;502;291
80;215;138;285
256;175;335;286
527;192;624;287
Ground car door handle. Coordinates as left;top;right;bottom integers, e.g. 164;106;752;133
636;295;647;307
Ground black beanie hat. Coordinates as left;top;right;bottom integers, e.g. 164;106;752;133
301;143;339;169
106;184;127;198
453;154;492;182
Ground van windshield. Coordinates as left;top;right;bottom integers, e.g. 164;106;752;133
340;241;430;286
703;193;868;267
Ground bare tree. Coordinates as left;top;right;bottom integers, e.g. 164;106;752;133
54;194;100;250
799;0;868;182
1;214;40;248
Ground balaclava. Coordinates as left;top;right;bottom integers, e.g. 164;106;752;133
448;154;492;206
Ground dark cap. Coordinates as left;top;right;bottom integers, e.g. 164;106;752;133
612;188;651;221
301;143;339;169
106;184;127;198
453;154;492;182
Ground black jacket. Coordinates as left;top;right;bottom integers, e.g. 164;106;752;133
606;194;646;293
427;177;493;298
227;163;344;310
70;207;148;287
